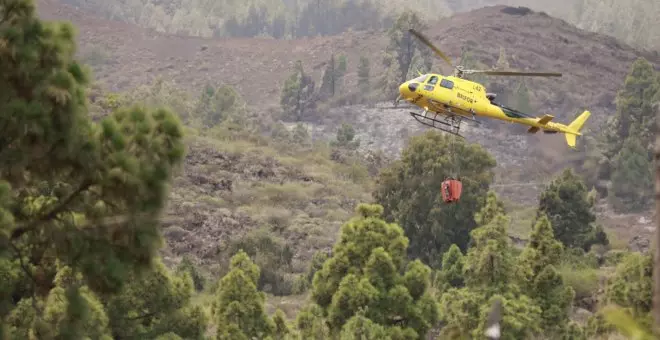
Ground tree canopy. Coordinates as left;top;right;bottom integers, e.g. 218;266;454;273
373;131;496;266
535;168;607;250
598;57;659;211
438;191;579;339
310;203;439;339
438;192;543;340
0;1;202;337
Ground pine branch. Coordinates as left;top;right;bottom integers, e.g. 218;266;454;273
11;180;93;240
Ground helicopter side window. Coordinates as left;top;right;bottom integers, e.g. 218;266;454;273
427;76;438;85
440;79;454;89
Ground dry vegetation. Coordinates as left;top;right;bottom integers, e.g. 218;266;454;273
160;130;375;316
162;132;372;271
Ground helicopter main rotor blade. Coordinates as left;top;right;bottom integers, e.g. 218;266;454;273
464;69;563;77
408;29;453;68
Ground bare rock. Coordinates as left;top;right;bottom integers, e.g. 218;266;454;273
628;235;650;254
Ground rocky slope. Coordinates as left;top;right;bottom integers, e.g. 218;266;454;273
159;133;372;276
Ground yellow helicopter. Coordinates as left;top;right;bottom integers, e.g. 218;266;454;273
395;29;591;148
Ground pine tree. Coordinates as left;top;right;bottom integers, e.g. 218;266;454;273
0;1;190;336
197;84;241;127
475;191;506;226
215;250;275;339
280;60;316;121
535;168;603;250
357;56;370;91
339;309;390;340
320;54;347;100
518;215;563;281
272;309;291;339
27;266;113;339
597;57;659;196
373;131;496;267
176;256;206;292
517;215;574;336
102;260;207;339
310;203;438;338
331;123;360;150
609;134;653;212
319;54;336;99
220;228;294;296
462;212;514;292
295;303;330;339
383;9;428;96
438;192;543;339
336;54;347;95
434;244;465;294
603;57;659;159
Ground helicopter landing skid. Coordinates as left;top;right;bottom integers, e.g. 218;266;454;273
410;109;477;138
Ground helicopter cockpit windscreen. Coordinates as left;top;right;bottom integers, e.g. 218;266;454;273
412;75;428;83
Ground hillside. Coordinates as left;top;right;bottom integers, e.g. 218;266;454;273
450;0;660;52
34;0;660;249
52;0;660;52
160;132;373;277
37;0;659;130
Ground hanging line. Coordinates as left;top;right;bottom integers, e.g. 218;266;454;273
449;134;457;179
490;182;548;188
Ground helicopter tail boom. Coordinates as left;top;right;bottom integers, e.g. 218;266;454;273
563;110;591;148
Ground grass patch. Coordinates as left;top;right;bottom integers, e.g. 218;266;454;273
199;195;227;208
503;200;536;239
265;293;310;321
558;248;602;301
604;228;628;250
558;265;600;300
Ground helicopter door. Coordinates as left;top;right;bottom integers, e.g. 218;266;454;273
456;91;475;111
450;81;475;111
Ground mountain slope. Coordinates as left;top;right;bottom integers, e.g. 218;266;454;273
33;0;658;291
37;0;659;129
449;0;660;52
50;0;660;52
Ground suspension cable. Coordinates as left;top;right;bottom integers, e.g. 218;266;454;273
490;182;548;188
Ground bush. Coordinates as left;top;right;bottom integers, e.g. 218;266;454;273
219;228;295;296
